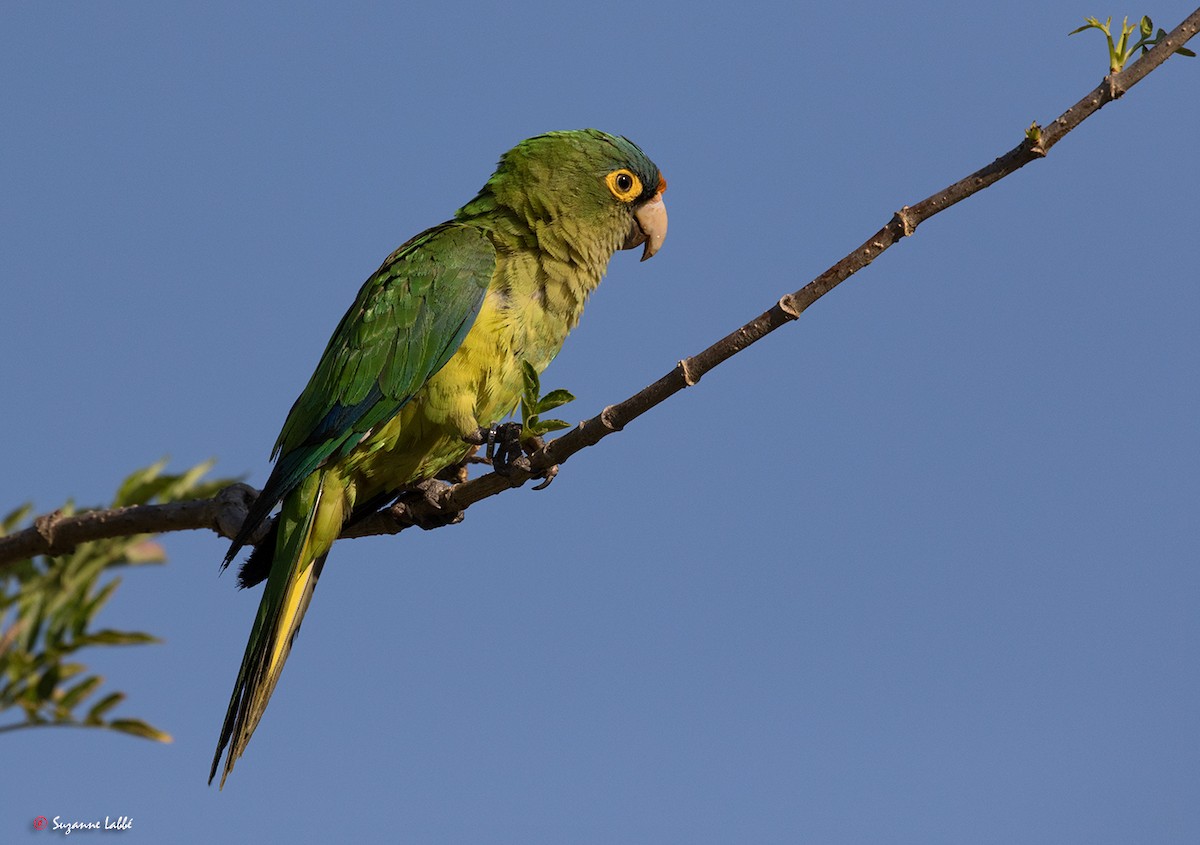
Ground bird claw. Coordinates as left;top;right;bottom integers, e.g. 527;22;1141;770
517;433;559;489
398;479;464;530
531;463;559;490
479;425;560;488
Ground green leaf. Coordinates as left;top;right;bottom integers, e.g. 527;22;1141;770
535;389;575;414
111;457;220;507
108;718;172;743
0;504;33;536
1069;16;1107;36
0;675;26;707
76;579;120;634
113;459;169;507
531;419;571;435
58;674;103;711
16;597;45;653
75;629;160;647
520;360;539;400
3;648;32;684
34;666;60;701
1177;46;1197;58
155;460;214;501
84;691;125;724
57;662;86;683
1140;16;1153;38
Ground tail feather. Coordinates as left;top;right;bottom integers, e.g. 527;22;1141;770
237;488;397;589
210;470;343;788
237;521;278;590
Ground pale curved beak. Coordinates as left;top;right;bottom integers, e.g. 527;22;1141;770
634;193;667;261
621;187;668;261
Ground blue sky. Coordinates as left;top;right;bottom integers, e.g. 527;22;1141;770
3;1;1198;842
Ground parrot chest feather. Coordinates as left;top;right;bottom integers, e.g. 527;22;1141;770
345;247;606;499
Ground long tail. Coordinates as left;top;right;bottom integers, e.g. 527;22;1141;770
209;469;346;788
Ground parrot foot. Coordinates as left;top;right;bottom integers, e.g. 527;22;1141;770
398;479;464;530
485;422;526;475
470;429;559;489
466;424;560;487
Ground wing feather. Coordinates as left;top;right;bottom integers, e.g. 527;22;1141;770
223;222;495;565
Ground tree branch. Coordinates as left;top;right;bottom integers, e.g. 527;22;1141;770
2;8;1196;570
0;484;261;568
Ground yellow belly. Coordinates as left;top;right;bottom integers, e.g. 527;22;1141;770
333;247;604;510
337;289;536;504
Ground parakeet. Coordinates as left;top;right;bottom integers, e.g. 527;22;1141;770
210;129;667;787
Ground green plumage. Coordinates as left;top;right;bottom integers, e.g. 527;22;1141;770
211;130;667;787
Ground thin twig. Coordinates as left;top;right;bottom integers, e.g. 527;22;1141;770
1;8;1196;570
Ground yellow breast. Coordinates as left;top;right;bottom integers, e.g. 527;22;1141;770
342;251;603;504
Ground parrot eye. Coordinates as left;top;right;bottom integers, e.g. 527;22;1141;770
605;168;643;202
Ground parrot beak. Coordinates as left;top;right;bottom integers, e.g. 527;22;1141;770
622;175;668;261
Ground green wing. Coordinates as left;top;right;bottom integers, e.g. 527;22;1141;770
225;222;495;564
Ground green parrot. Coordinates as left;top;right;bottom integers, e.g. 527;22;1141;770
210;129;667;787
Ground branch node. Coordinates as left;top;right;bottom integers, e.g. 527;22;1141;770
34;510;61;546
31;509;70;556
893;207;917;237
599;406;624;433
213;483;259;541
676;358;700;387
777;295;802;320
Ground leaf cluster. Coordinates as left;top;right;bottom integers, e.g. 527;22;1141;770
1070;14;1195;73
518;361;576;439
0;460;233;742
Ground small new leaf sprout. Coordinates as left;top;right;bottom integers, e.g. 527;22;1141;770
1070;15;1194;73
518;361;576;439
1142;21;1197;58
1025;122;1042;143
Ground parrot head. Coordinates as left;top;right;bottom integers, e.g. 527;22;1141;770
458;129;667;263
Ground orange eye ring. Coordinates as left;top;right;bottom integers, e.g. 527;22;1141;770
605;169;642;202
